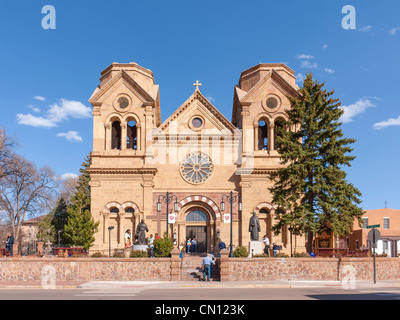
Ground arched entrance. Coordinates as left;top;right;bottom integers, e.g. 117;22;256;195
175;202;218;253
186;208;208;253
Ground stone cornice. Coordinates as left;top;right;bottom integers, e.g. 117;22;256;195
87;168;157;175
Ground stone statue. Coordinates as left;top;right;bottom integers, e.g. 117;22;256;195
135;220;149;245
249;212;260;241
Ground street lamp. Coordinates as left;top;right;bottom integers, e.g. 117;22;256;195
108;226;114;257
157;192;179;238
221;191;242;257
58;230;62;247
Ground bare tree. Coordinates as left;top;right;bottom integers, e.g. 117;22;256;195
0;154;58;240
0;127;16;179
59;175;78;204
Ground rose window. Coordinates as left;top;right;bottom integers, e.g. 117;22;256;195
180;152;214;184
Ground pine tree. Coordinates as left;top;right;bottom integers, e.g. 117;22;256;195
51;197;68;244
63;188;98;250
269;73;364;250
63;154;98;251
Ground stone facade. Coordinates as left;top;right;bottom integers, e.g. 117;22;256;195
87;62;306;255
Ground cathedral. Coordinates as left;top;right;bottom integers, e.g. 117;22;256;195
88;61;306;255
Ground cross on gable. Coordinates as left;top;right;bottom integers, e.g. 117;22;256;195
193;80;202;90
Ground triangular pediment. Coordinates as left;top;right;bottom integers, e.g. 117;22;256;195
89;69;157;104
240;69;299;103
155;89;240;138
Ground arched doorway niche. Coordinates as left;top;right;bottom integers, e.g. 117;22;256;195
175;201;218;253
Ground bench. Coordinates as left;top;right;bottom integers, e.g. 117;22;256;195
53;247;87;257
348;249;370;257
316;248;348;257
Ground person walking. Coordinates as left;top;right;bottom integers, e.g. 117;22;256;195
148;234;155;257
217;240;226;257
202;253;215;281
273;242;278;257
262;235;270;257
191;238;197;253
5;233;14;257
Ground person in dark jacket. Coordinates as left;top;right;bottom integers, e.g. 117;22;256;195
5;233;14;256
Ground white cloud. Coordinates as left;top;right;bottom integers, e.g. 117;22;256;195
389;26;400;35
340;99;375;123
295;73;305;84
324;68;335;74
206;96;215;103
358;25;372;32
296;54;315;60
17;98;92;128
373;116;400;130
56;130;83;142
60;172;78;180
27;104;41;113
34;96;46;101
322;44;328;50
16;113;57;128
300;60;318;69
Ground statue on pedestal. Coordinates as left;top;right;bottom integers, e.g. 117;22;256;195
135;220;149;245
249;212;260;241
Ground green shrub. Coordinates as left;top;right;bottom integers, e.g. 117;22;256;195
293;252;308;257
130;250;149;258
90;252;104;258
112;251;125;258
153;233;174;257
233;246;249;257
275;253;289;258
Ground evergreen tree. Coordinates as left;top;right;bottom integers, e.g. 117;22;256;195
269;73;364;250
51;197;69;245
37;213;56;244
63;187;98;250
63;153;98;251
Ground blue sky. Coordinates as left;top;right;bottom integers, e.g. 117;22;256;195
0;1;399;210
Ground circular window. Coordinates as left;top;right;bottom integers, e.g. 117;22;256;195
118;97;129;109
180;152;214;184
266;97;278;109
192;117;203;128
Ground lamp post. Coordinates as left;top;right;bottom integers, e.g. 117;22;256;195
58;230;62;247
220;191;242;257
157;192;179;238
288;227;293;258
108;226;114;257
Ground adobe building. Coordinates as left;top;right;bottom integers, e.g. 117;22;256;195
349;208;400;257
87;61;306;255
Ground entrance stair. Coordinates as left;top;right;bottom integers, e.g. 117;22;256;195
180;253;220;281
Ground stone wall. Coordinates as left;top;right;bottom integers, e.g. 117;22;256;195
1;252;399;283
0;258;173;282
219;250;400;281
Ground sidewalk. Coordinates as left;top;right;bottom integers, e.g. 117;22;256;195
0;279;399;289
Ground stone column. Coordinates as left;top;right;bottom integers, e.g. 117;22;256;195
121;124;127;150
119;212;125;245
170;248;181;281
103;212;110;244
104;124;111;150
269;123;275;152
219;249;230;282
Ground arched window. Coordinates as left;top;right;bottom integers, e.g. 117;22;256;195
126;120;137;150
125;207;135;214
259;208;270;214
111;120;121;150
110;207;119;214
186;210;207;222
258;120;268;150
274;119;284;150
